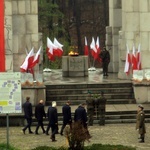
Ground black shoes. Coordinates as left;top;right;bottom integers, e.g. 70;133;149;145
60;133;63;136
103;74;108;76
22;129;25;134
29;131;33;134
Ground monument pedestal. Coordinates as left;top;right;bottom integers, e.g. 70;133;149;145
62;56;88;77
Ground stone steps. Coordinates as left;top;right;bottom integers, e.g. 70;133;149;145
31;110;150;125
45;82;134;106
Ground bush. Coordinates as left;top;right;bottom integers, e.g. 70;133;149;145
85;144;136;150
0;143;19;150
31;146;66;150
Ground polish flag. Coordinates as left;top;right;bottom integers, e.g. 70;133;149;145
47;37;56;61
30;46;42;68
84;37;89;56
124;44;131;75
20;48;34;72
90;37;97;60
137;44;141;70
132;45;138;70
96;36;101;62
53;38;63;57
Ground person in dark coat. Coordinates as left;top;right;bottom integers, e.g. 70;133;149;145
35;99;46;134
22;97;33;134
136;104;146;143
74;103;87;128
46;101;58;142
100;47;110;76
60;100;72;135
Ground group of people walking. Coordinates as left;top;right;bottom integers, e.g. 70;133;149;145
22;97;89;142
22;95;146;143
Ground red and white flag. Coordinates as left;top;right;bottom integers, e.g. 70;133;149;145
47;37;56;61
90;37;97;60
53;38;63;57
96;36;101;62
30;46;42;68
84;37;89;56
124;44;131;75
137;44;141;70
132;45;138;70
20;48;34;72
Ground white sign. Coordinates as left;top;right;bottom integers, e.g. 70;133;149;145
0;72;22;114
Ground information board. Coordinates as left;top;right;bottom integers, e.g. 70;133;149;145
0;72;22;114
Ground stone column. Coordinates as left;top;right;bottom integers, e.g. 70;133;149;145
107;0;122;73
5;0;39;72
5;0;13;71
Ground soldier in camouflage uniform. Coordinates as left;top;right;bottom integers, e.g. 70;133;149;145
86;91;95;126
136;104;146;143
98;91;106;125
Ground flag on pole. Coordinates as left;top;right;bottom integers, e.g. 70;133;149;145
137;44;141;70
84;37;89;55
124;44;131;75
30;46;42;68
47;37;56;61
90;37;97;60
96;36;101;62
20;48;34;72
53;38;63;57
132;45;138;70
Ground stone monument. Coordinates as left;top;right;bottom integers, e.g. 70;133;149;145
106;0;150;103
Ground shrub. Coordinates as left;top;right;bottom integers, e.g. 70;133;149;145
85;144;136;150
0;143;19;150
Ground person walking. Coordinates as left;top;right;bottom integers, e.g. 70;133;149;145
60;100;72;135
74;103;87;128
136;104;146;143
86;91;94;126
35;99;46;134
22;97;33;134
99;47;110;76
46;101;58;142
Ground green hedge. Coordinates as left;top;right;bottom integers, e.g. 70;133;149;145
0;143;19;150
0;144;136;150
31;144;136;150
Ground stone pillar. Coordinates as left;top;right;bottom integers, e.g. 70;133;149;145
107;0;122;73
5;0;40;72
5;0;13;71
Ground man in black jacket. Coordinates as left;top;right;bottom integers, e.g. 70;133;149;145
100;47;110;76
60;100;72;135
35;99;46;134
46;101;58;142
74;103;87;128
22;97;33;134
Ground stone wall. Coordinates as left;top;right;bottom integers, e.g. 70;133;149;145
5;0;41;72
108;0;150;79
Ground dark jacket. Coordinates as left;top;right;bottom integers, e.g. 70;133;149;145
23;101;32;119
35;103;46;121
62;104;72;124
47;106;58;125
74;105;87;125
100;50;110;63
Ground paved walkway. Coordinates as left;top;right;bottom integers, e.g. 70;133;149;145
0;124;150;150
43;69;131;85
